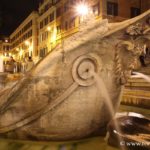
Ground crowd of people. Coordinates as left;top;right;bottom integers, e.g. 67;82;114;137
5;56;34;73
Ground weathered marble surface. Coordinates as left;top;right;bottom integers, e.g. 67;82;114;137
0;11;149;141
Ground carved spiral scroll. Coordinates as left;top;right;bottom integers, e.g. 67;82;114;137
72;55;98;86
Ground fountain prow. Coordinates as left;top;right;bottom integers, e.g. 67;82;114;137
0;10;150;141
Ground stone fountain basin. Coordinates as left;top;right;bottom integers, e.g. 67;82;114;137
107;112;150;150
0;10;149;141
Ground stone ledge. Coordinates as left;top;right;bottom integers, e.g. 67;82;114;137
123;89;150;97
122;94;150;109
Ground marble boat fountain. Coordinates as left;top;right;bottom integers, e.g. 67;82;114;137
0;10;150;142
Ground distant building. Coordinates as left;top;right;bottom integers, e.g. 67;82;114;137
9;11;39;63
0;37;11;62
37;0;150;58
1;0;150;65
38;0;102;58
104;0;150;21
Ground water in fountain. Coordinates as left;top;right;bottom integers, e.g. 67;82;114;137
132;71;150;83
90;71;126;150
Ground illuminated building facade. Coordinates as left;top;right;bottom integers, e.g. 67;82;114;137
37;0;150;58
0;38;11;62
38;0;101;58
9;11;39;62
1;0;149;64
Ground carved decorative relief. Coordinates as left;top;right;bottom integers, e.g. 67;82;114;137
72;55;99;86
115;17;150;85
126;17;150;36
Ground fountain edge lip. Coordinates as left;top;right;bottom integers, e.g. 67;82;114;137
115;112;146;118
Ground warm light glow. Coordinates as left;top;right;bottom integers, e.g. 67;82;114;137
47;26;51;31
19;50;23;56
16;48;19;51
5;39;8;43
76;3;89;16
25;40;30;46
51;28;57;43
29;46;33;57
0;55;4;61
29;46;32;51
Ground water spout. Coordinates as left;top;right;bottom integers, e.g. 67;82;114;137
131;72;150;83
90;71;126;150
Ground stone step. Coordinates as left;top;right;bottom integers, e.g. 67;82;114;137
122;89;150;109
128;76;150;80
125;83;150;90
123;89;150;97
125;75;150;90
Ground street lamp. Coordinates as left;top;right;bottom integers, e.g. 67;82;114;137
5;39;8;43
76;3;89;16
25;40;30;46
47;26;51;31
16;48;19;51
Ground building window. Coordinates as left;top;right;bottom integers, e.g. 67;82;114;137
69;0;76;5
40;47;48;58
56;7;61;18
44;17;49;25
45;31;48;40
50;12;55;22
57;25;61;34
40;21;44;29
107;2;118;16
65;21;68;30
131;7;141;18
39;34;42;43
69;17;75;28
64;0;69;12
44;3;50;12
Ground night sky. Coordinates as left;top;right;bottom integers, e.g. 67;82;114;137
0;0;39;37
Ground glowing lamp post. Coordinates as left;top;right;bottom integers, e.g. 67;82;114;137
47;26;51;32
76;4;89;16
25;40;30;46
75;3;89;23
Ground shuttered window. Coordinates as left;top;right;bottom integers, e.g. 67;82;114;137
107;2;118;16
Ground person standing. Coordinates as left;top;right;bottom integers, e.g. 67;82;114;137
21;58;27;73
26;57;34;72
9;56;16;73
